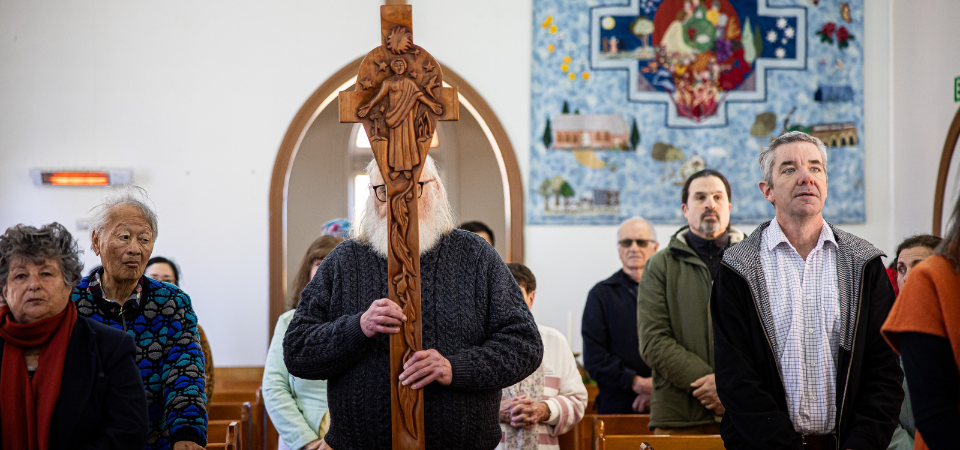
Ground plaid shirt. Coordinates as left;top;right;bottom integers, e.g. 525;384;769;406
760;218;839;435
85;271;143;330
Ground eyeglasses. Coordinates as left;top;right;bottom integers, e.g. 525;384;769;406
372;180;433;202
618;239;653;248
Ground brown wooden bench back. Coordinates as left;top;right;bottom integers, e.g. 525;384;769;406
592;417;723;450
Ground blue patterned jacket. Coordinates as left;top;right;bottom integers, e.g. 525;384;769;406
72;272;208;450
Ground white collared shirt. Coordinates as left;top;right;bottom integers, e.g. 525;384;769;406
760;218;840;435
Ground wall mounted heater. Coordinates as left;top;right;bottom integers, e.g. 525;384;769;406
30;169;132;186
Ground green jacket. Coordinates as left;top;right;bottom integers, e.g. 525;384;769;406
637;226;745;429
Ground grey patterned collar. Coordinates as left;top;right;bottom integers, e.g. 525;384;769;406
723;220;883;353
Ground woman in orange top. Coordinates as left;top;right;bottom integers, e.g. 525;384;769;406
883;193;960;450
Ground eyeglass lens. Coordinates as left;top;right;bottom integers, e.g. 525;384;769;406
373;181;428;202
619;239;650;248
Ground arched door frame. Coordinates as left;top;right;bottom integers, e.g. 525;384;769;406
268;57;525;338
933;104;960;235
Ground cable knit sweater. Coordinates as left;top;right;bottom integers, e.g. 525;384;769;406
283;230;543;450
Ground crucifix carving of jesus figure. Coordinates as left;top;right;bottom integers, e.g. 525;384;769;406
339;5;458;450
358;58;444;173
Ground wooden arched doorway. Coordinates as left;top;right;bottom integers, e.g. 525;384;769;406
267;57;525;337
934;104;960;235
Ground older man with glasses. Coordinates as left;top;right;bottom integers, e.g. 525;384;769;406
283;156;542;450
582;217;658;414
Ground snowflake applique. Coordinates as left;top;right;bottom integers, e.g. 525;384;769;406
775;48;786;59
767;30;778;43
777;18;788;29
785;27;795;39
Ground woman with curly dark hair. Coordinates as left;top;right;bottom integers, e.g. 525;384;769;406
0;222;147;450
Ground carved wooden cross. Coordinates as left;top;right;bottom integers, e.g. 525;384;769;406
339;5;458;450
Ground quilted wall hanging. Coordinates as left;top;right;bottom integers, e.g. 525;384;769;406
529;0;865;224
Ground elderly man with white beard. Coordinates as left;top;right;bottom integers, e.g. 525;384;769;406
283;156;543;450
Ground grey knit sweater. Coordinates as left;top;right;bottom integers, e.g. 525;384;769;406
283;230;543;450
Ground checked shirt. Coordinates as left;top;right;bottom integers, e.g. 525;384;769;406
760;218;839;435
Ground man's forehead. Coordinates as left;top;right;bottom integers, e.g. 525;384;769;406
775;142;822;165
619;220;652;238
898;246;934;263
106;205;152;230
690;187;727;195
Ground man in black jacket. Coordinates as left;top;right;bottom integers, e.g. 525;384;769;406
582;217;656;414
711;131;903;449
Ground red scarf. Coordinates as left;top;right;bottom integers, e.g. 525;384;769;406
0;301;76;450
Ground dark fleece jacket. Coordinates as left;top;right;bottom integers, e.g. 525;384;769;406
711;221;903;449
283;230;543;450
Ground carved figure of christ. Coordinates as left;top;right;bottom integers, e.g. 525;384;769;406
338;5;458;450
358;59;443;173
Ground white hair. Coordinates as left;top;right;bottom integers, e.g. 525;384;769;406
759;131;828;186
353;156;456;257
88;185;159;244
617;216;656;241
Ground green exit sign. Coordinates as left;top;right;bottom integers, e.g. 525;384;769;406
956;76;960;102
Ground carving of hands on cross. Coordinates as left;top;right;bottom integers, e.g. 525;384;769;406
357;104;372;118
422;97;442;115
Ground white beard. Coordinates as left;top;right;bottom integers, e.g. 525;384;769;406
356;186;454;258
353;156;456;258
364;208;447;258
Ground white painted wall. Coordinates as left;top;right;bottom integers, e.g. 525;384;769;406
891;0;960;238
0;0;955;364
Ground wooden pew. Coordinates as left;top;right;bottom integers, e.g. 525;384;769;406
558;421;580;450
585;384;598;413
206;402;253;450
592;415;652;434
213;367;265;398
212;391;258;404
209;368;275;450
255;387;279;450
592;417;724;450
563;414;650;450
241;402;253;450
208;402;244;421
206;421;240;450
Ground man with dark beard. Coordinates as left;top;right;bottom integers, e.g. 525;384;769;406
282;156;543;450
637;169;745;434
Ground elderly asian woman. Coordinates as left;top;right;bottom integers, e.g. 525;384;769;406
71;186;208;450
0;223;147;450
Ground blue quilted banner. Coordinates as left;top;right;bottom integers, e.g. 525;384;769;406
529;0;865;224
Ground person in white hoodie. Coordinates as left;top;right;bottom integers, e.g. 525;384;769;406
498;263;588;450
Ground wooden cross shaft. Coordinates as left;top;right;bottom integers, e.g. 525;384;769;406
339;5;457;450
